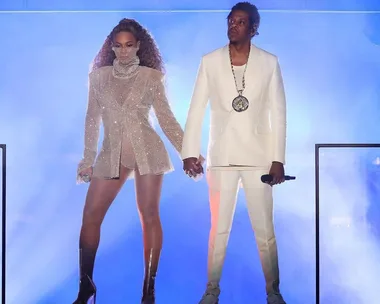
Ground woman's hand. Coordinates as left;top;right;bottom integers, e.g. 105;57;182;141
197;155;205;166
79;167;93;183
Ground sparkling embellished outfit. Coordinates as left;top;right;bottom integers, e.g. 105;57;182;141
77;58;183;182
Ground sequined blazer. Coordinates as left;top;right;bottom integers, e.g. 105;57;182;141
77;65;184;182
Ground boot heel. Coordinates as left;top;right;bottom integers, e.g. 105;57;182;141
73;274;97;304
87;293;96;304
86;274;97;304
73;249;97;304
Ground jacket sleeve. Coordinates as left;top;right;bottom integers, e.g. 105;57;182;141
77;73;102;181
269;59;286;164
152;74;184;155
181;57;209;160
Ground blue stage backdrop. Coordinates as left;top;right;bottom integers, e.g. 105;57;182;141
0;8;379;304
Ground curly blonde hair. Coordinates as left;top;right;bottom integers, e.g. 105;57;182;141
91;18;164;73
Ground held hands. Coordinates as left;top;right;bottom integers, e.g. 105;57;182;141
268;161;285;186
183;156;204;179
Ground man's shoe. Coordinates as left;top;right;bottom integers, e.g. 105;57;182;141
267;292;286;304
198;282;220;304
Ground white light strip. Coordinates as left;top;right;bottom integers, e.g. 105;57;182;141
0;9;379;14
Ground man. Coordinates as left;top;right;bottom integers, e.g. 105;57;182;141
181;2;287;304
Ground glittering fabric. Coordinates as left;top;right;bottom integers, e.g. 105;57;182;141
77;63;184;183
112;57;139;79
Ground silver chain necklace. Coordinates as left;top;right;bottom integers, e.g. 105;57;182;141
229;45;250;112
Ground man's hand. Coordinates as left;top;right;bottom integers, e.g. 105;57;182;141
183;157;204;177
268;161;285;186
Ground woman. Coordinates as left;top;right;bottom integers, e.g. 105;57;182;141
73;18;202;304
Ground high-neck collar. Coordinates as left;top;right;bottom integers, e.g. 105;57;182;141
112;56;140;79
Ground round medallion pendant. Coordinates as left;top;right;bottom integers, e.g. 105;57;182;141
232;95;249;112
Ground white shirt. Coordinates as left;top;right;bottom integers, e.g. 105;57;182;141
232;65;245;92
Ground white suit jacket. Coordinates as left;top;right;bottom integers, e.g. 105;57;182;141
181;44;286;167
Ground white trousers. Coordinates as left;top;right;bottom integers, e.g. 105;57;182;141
206;167;280;294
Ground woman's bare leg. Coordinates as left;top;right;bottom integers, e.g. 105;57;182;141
74;166;132;302
134;170;164;302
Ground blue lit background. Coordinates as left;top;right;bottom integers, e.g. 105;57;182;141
0;1;379;303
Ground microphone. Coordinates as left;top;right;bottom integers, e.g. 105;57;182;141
261;174;296;183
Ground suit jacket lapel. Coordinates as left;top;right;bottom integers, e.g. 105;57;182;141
244;44;259;98
244;44;264;119
221;45;239;110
